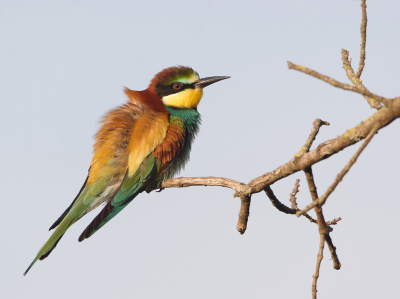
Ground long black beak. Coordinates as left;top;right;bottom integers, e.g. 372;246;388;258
194;76;230;89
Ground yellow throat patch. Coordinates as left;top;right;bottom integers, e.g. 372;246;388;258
162;88;204;109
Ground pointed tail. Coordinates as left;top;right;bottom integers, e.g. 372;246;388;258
23;233;65;276
24;221;70;275
23;201;86;275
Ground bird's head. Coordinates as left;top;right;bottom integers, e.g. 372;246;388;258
149;66;230;109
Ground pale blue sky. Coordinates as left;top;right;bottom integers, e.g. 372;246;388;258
1;1;399;298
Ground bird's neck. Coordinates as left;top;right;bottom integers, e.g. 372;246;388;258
165;106;201;131
165;106;201;143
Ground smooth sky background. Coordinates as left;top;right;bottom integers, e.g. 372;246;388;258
1;0;399;298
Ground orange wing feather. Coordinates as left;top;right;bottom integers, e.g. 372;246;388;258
88;104;136;185
127;110;169;176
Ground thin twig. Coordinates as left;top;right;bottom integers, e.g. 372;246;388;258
356;0;368;78
341;49;382;109
297;123;380;216
304;213;318;224
295;119;330;158
264;185;297;215
287;62;390;106
289;179;300;209
264;185;317;223
325;234;341;268
304;167;341;270
304;168;319;203
326;217;342;226
312;234;325;299
340;0;381;109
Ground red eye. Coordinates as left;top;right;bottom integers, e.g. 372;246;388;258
173;83;183;90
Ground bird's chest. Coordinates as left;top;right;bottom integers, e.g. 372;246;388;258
153;116;186;166
154;112;201;180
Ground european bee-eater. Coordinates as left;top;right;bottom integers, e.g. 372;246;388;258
24;66;229;275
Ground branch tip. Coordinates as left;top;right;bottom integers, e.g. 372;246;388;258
296;119;329;158
356;0;368;79
288;61;389;106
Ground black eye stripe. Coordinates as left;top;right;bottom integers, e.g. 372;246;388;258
156;82;195;97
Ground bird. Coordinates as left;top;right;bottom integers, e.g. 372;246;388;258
24;66;230;275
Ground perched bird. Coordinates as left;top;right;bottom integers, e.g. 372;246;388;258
24;66;229;275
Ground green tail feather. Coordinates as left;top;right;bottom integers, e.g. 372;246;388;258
23;234;65;276
24;190;90;276
24;257;39;276
24;219;72;275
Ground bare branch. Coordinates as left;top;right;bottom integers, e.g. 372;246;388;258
295;119;330;158
304;168;319;204
237;194;251;234
312;234;325;299
264;184;317;223
326;217;342;226
298;123;380;216
356;0;368;78
304;167;341;270
287;61;390;106
341;49;382;109
264;185;297;215
340;1;381;109
303;213;318;224
247;98;400;195
289;179;300;209
158;176;245;192
325;234;341;270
